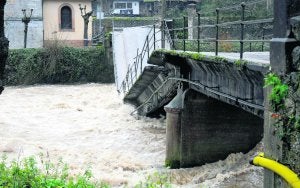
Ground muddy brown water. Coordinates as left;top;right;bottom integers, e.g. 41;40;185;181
0;84;263;187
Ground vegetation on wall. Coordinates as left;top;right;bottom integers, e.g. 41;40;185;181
264;73;289;111
154;49;251;67
264;72;300;174
4;45;114;85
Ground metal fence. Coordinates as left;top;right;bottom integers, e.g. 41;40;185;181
168;1;273;59
118;1;273;95
119;24;164;94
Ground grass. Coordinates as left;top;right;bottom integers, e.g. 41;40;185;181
0;155;172;188
135;171;171;188
0;154;109;188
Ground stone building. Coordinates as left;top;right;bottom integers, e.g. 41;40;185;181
43;0;93;47
4;0;43;49
4;0;93;48
4;0;201;48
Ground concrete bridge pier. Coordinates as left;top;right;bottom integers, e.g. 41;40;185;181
165;89;264;168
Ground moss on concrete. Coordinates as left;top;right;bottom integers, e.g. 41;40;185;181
165;159;180;169
153;49;253;67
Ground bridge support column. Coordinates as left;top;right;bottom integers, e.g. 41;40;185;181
165;89;263;168
164;88;183;168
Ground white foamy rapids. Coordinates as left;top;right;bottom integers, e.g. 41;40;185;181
0;84;263;187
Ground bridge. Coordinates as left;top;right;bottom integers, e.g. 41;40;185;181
112;1;300;187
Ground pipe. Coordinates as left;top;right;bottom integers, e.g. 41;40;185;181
250;153;300;188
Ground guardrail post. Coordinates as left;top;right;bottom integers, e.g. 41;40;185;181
140;53;143;75
146;35;150;59
197;12;201;53
126;75;129;91
261;26;266;51
172;19;175;49
161;20;165;49
170;19;175;50
130;67;133;86
215;8;219;56
240;2;245;59
183;16;187;51
135;48;139;79
153;25;156;50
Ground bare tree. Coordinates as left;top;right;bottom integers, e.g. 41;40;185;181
0;0;9;94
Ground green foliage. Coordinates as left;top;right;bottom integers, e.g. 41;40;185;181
165;6;187;19
263;72;300;146
287;115;300;131
135;171;171;188
214;56;227;63
234;59;247;68
5;46;114;85
165;159;180;169
0;155;109;188
0;155;174;188
155;49;234;64
190;53;205;61
199;0;273;19
264;73;289;111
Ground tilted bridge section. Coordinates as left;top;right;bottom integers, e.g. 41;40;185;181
113;1;273;168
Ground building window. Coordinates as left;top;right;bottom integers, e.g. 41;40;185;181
127;3;132;8
115;3;126;9
61;6;72;29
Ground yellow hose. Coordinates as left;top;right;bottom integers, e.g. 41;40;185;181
251;153;300;188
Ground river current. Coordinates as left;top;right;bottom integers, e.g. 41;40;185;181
0;84;263;187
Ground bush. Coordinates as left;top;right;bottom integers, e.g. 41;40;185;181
4;46;114;85
0;155;110;188
0;155;172;188
135;171;171;188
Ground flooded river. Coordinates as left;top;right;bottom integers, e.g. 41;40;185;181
0;84;263;187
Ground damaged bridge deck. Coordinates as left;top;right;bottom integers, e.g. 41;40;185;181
123;50;270;117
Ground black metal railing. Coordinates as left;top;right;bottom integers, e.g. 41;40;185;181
169;1;273;58
118;24;165;94
118;1;273;96
92;27;105;45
